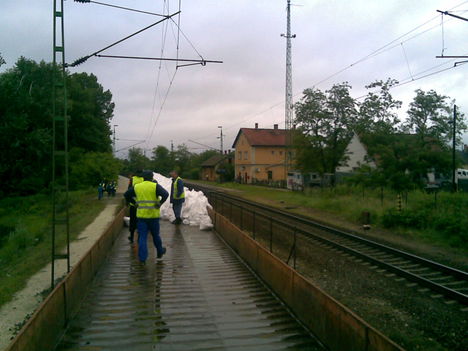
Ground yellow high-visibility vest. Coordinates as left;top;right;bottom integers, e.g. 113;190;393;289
129;176;145;207
132;176;144;186
172;177;185;200
134;181;160;218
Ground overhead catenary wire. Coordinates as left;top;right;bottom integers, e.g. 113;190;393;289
189;1;468;144
68;11;180;67
143;2;172;149
74;0;167;17
401;42;414;81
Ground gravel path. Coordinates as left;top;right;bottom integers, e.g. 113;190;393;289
0;176;127;350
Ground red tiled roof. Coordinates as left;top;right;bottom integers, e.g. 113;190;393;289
232;128;286;148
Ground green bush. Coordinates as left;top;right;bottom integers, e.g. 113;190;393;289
69;149;121;189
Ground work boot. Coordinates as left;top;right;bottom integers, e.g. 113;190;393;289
157;247;166;259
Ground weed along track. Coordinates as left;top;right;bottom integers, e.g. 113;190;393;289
186;182;468;307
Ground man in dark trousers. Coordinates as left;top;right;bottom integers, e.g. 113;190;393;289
124;170;168;263
126;170;144;243
169;170;185;225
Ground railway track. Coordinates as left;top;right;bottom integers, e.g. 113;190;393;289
186;182;468;306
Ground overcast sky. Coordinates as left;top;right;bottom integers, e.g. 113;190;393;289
1;0;467;158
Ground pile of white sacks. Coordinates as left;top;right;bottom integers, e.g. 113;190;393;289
124;173;213;231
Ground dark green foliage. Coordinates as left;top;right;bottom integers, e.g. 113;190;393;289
121;146;224;180
0;190;106;306
405;89;466;145
152;145;172;175
67;73;114;153
69;148;121;189
0;57;116;195
381;192;468;248
294;82;357;174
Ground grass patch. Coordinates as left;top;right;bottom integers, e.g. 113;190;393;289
0;189;106;307
195;181;468;252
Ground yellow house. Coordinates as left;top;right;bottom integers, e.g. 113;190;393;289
232;123;288;184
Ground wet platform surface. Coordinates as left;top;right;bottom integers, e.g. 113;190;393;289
56;220;323;351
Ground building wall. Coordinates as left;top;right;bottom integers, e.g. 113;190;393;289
234;133;286;183
336;134;376;173
201;167;216;182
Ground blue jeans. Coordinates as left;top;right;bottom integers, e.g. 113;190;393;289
172;202;183;220
137;218;163;262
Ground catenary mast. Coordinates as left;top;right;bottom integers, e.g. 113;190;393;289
281;0;295;179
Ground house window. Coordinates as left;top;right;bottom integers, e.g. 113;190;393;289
238;151;242;160
268;171;273;180
279;151;283;156
244;151;248;160
271;150;275;155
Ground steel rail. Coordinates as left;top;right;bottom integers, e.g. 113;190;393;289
186;182;468;305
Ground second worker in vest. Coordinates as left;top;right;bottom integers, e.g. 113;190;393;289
169;170;185;225
127;170;144;243
124;170;169;263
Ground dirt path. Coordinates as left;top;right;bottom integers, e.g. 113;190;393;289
0;176;127;351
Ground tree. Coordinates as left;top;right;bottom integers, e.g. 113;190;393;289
173;144;194;176
357;78;402;135
69;148;121;189
152;145;173;175
294;82;357;175
0;57;116;195
67;73;115;153
125;148;152;172
0;53;5;67
405;89;466;145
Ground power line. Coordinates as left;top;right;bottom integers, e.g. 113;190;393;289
74;0;167;17
146;69;178;146
68;11;180;67
94;54;222;64
189;1;468;144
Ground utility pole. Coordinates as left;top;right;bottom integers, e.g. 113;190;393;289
217;126;224;154
113;124;118;154
281;0;296;181
51;0;70;289
452;105;457;192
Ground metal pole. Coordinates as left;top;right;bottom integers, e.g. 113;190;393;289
452;105;457;192
113;124;118;154
218;126;224;154
269;218;273;253
252;211;256;239
240;206;243;230
293;227;297;270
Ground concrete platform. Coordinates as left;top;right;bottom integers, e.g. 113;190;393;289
56;220;323;351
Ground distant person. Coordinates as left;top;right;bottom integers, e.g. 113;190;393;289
106;182;112;197
127;170;144;243
124;170;168;263
110;181;117;197
97;182;104;200
169;170;185;225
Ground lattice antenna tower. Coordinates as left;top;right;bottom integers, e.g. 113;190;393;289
281;0;296;171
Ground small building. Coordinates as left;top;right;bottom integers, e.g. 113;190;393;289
335;133;376;175
232;123;288;185
200;152;233;182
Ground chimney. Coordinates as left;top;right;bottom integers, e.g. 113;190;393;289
255;123;258;129
273;124;278;130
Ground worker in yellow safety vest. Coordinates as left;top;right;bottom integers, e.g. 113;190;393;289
126;170;145;243
124;170;168;262
169;170;185;225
